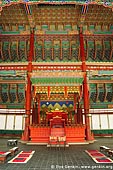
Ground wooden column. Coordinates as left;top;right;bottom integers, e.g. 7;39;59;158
37;95;40;124
77;102;81;124
22;29;34;141
21;74;32;141
79;26;92;141
32;102;38;125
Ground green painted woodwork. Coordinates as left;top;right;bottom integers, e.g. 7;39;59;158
0;70;15;75
89;84;96;92
0;129;113;137
44;41;52;48
64;25;72;31
42;25;49;30
1;31;20;34
0;83;25;106
19;41;26;49
7;105;25;108
106;83;113;92
30;77;83;85
18;84;25;89
94;31;112;34
89;25;96;31
2;76;25;80
45;31;68;34
10;85;17;93
110;25;113;30
104;41;110;48
3;42;9;48
0;103;25;108
89;76;111;80
18;25;25;31
1;84;8;93
90;104;109;109
1;0;113;6
98;70;113;75
89;82;113;106
92;129;113;135
0;130;23;136
62;41;70;48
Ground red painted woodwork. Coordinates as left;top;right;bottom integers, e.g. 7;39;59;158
79;27;92;141
64;86;68;98
50;128;65;137
48;86;51;99
28;30;34;62
49;127;66;146
30;126;50;143
29;125;86;143
65;125;86;142
46;111;68;124
21;74;32;141
22;31;34;141
50;117;65;128
1;64;113;71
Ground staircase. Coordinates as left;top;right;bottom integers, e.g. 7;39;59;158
47;116;68;148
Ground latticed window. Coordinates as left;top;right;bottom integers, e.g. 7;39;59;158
106;84;113;102
90;84;97;103
71;41;80;61
104;50;111;61
3;50;9;61
2;42;9;61
44;48;52;61
106;92;113;102
54;49;60;61
1;93;8;103
11;49;17;61
53;41;60;61
18;41;27;61
1;84;9;103
71;49;79;61
62;41;70;61
18;84;25;103
62;49;70;61
88;49;95;61
44;41;52;61
96;49;103;61
10;41;18;61
18;93;24;103
35;47;42;61
104;41;111;61
90;92;97;103
9;92;16;103
98;91;105;102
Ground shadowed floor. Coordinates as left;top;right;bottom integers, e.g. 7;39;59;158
0;137;113;170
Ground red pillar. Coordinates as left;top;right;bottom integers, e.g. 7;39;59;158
22;74;31;141
32;102;38;125
21;29;34;141
79;27;92;141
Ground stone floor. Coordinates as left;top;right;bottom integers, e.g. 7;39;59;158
0;137;113;170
